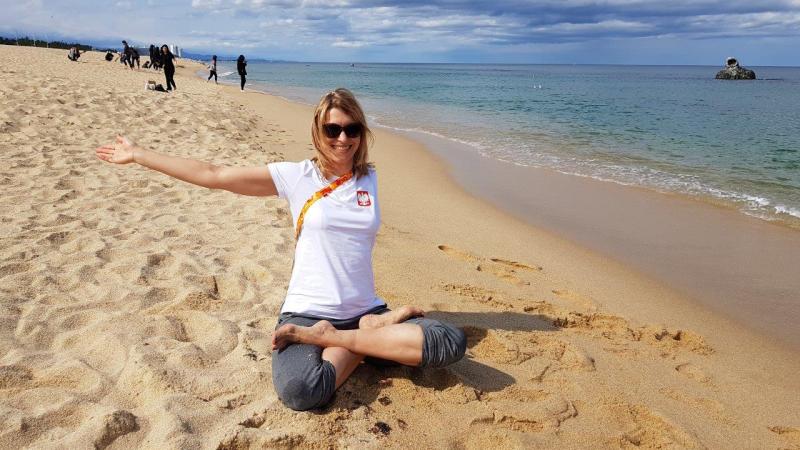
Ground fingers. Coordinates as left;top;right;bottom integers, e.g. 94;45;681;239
95;144;119;162
95;147;112;160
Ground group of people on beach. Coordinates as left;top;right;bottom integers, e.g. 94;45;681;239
206;54;248;91
87;39;247;93
119;40;140;69
110;40;177;91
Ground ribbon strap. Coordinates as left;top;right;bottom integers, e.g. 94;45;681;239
295;172;353;239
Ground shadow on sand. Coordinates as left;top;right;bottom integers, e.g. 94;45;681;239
323;310;558;412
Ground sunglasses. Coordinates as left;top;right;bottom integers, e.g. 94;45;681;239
322;123;363;139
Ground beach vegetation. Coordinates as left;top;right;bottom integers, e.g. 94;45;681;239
0;35;92;51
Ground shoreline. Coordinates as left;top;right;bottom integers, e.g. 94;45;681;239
214;70;800;352
3;45;800;448
403;130;800;351
211;63;800;232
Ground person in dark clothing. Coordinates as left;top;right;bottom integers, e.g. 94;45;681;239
67;47;81;61
237;55;247;90
207;55;218;83
161;45;177;91
121;40;133;69
149;45;161;70
130;47;140;69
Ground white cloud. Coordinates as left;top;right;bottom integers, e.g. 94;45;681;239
3;0;800;63
332;39;367;48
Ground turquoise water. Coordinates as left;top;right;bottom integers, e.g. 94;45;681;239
217;62;800;226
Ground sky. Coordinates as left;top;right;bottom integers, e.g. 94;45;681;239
2;0;800;65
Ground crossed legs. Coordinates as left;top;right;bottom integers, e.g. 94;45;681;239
273;306;425;388
271;306;465;410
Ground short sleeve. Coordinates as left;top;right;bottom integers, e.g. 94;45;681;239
267;161;304;200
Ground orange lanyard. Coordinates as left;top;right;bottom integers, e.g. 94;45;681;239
295;172;353;239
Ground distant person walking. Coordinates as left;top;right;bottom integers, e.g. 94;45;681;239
237;55;247;90
148;44;161;70
121;40;133;69
207;55;218;84
130;47;140;69
161;45;177;91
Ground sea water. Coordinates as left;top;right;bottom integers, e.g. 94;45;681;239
217;62;800;227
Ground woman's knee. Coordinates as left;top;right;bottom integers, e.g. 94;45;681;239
416;319;467;368
272;359;337;411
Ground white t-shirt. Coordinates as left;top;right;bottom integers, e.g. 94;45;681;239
268;160;384;319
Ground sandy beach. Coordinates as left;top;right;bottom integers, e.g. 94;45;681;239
1;45;799;449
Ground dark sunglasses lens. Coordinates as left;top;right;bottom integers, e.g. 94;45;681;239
323;124;342;138
343;124;362;138
323;123;362;138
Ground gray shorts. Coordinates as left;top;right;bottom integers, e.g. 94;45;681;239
272;305;467;411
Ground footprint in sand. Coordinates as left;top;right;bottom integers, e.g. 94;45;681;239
481;384;551;402
137;252;177;285
463;326;595;374
674;362;713;385
218;427;306;450
0;262;32;279
441;283;516;310
463;326;534;365
551;289;597;312
467;395;577;436
553;311;713;358
659;388;736;426
437;244;542;286
165;311;240;362
609;403;701;449
769;426;800;449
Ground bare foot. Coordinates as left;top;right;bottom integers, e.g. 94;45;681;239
359;305;425;329
271;320;336;351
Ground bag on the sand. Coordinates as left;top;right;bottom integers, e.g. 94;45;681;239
144;80;166;92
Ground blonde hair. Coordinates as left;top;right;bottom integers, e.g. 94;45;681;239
311;88;374;178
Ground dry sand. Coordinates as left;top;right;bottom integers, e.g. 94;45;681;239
1;45;799;449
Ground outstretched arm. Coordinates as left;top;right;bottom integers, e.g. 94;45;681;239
95;135;277;197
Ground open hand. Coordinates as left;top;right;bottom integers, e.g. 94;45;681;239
96;135;137;164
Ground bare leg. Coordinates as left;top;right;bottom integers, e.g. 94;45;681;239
314;306;425;387
358;305;424;329
322;347;364;388
273;320;424;366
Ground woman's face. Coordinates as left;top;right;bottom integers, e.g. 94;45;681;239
320;108;361;170
161;46;167;54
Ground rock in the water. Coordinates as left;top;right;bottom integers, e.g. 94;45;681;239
715;57;756;80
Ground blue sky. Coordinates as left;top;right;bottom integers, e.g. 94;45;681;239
3;0;800;65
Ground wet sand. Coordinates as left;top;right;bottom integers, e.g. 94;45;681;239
408;132;800;351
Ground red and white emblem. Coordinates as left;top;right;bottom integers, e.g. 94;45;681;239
357;191;371;206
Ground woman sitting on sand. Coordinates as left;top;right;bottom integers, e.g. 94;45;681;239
95;88;467;411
